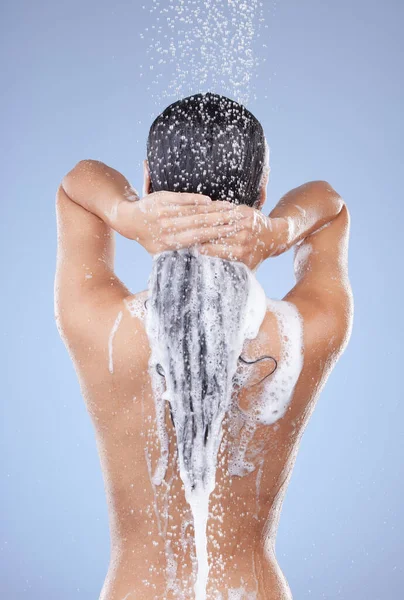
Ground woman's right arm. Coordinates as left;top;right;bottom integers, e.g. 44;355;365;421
266;181;353;355
201;179;353;355
266;180;345;255
198;180;345;271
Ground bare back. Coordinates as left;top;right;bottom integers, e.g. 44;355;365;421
60;290;344;600
55;183;352;599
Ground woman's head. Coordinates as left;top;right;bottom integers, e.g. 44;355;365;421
145;92;269;209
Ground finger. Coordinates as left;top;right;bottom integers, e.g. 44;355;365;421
163;223;243;248
199;230;249;245
208;231;266;255
158;200;235;216
155;192;213;206
159;210;244;233
196;243;244;261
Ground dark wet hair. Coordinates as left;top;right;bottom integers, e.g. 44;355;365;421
145;94;273;492
147;92;266;207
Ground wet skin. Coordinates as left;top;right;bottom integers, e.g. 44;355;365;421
55;162;353;599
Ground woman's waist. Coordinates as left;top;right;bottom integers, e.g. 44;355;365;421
101;545;290;600
108;492;279;554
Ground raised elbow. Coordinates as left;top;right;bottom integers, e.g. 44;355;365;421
311;180;346;215
62;158;99;183
60;159;95;197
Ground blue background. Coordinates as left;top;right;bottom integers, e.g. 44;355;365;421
1;0;403;598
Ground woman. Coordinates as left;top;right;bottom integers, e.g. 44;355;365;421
55;93;352;599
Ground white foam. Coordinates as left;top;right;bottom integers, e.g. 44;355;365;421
228;298;303;478
242;269;267;340
294;241;312;275
108;310;122;374
285;216;296;245
254;298;304;425
228;414;257;477
124;296;147;322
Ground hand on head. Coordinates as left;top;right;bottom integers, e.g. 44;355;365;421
116;189;288;271
197;203;288;271
115;190;242;251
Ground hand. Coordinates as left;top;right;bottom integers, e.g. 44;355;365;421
197;205;289;271
114;191;246;255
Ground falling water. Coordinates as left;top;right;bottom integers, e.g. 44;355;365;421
139;0;270;108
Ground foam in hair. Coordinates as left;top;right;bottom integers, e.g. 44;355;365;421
145;247;267;600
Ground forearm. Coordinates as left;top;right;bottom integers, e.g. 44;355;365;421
268;180;345;256
61;160;138;226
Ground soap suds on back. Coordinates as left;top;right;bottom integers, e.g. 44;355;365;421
124;296;147;321
227;298;303;478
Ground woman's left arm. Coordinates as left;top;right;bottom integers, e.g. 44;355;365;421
61;159;244;251
55;160;243;340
